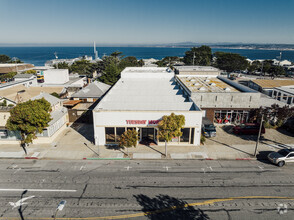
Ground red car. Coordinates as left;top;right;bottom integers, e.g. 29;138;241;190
233;123;265;135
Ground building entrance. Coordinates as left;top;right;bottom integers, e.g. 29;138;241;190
140;128;156;145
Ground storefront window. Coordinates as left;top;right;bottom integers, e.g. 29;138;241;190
190;128;194;144
180;128;190;142
116;127;125;142
105;127;115;144
215;110;249;124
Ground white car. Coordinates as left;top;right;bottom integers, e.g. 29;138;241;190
267;149;294;167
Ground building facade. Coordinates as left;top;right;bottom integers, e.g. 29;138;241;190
93;67;203;146
176;75;260;124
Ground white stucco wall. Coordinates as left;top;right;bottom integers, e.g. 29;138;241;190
93;110;202;146
44;69;69;84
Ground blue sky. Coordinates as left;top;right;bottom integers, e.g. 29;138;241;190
0;0;293;45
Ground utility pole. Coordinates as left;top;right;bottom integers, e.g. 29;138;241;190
254;114;264;156
192;52;195;65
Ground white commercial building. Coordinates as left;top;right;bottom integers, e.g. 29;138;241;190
43;69;69;84
93;67;203;146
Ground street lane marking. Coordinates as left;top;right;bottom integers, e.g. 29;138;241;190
207;166;213;171
13;168;21;174
2;196;294;220
9;195;35;209
163;166;170;171
0;189;76;192
124;166;132;171
201;168;206;173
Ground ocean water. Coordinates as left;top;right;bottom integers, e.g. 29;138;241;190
0;47;293;66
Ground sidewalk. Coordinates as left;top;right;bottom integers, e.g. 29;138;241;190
1;126;293;160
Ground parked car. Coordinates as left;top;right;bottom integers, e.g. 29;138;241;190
267;149;294;167
202;117;216;137
233;123;265;135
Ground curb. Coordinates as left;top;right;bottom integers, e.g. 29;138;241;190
25;157;38;159
236;158;253;160
83;157;131;160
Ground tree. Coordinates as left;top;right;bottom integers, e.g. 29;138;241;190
98;61;120;85
214;52;249;72
119;129;138;157
53;62;69;70
6;98;52;147
157;113;185;157
70;60;93;75
156;56;181;67
0;72;17;82
183;46;212;66
50;92;60;98
0;54;11;63
118;56;140;70
24;69;37;74
0;99;7;107
268;66;285;78
110;51;123;59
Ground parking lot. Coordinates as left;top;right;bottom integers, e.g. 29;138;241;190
205;125;294;147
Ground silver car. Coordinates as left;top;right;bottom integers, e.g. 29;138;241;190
268;149;294;167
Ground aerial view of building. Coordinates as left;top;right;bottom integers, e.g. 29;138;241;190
93;67;202;146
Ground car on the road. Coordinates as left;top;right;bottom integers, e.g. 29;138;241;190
233;123;265;135
267;149;294;167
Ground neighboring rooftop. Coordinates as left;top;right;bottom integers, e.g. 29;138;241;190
71;81;110;98
0;63;34;74
177;76;239;93
174;66;220;72
260;94;289;107
31;92;61;106
251;79;294;88
14;73;35;79
0;85;63;103
274;86;294;94
95;67;197;111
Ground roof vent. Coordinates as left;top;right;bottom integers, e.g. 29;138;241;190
198;87;206;91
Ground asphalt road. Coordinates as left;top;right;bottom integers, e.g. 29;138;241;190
0;159;293;220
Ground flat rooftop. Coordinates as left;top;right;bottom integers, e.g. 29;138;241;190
275;86;294;94
95;67;197;111
174;66;220;71
177;76;239;93
251;79;294;88
0;85;63;102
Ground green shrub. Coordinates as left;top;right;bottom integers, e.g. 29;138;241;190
200;135;206;145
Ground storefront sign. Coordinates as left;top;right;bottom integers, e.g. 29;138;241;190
148;120;160;125
126;120;161;125
126;120;147;124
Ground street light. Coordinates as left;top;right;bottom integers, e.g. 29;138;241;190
53;200;66;220
254;113;264;157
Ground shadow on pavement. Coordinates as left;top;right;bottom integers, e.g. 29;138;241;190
71;123;94;143
256;151;275;165
208;139;253;156
277;127;294;137
134;194;210;220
